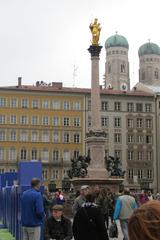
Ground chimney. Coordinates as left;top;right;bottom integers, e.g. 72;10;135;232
18;77;22;87
52;82;63;89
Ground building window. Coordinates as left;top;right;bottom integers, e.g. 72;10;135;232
20;149;27;160
52;132;60;143
146;135;152;144
145;104;152;112
0;98;6;107
9;169;16;172
0;115;5;124
53;150;59;161
10;115;17;124
88;100;91;111
114;102;121;111
147;151;152;161
147;169;153;179
136;103;143;112
42;170;48;180
10;99;17;108
114;150;121;160
64;101;70;110
32;116;38;125
31;131;38;142
52;100;60;109
128;135;134;143
53;117;59;126
74;117;80;127
63;133;70;143
127;118;134;128
0;131;5;141
73;150;80;159
20;130;28;142
146;119;152;128
137;151;144;161
114;117;121;128
20;116;28;125
64;117;70;126
32;99;39;109
121;64;125;73
10;131;17;141
142;71;145;80
128;151;134;161
42;149;49;162
0;169;4;173
43;116;49;125
51;169;59;180
138;169;143;179
74;133;80;143
114;133;121;143
137;118;143;128
42;131;49;142
63;150;70;161
155;71;158;79
0;148;4;161
101;101;108;111
21;99;28;108
108;64;111;74
137;135;143;144
88;116;91;127
127;103;134;112
73;102;81;110
128;169;134;179
42;100;49;109
101;117;108;127
9;148;16;161
32;149;37;160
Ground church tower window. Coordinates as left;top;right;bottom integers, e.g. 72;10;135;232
155;70;158;79
121;64;125;73
142;71;145;80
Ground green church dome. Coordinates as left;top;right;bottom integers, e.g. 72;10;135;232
138;42;160;57
105;34;129;49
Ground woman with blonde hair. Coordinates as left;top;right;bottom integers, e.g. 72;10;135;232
128;200;160;240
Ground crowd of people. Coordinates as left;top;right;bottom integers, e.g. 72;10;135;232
21;178;160;240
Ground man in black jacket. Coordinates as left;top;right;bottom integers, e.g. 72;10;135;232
44;204;73;240
73;192;109;240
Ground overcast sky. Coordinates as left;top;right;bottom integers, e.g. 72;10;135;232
0;0;159;88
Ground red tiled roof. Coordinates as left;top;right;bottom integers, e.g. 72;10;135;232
0;84;154;97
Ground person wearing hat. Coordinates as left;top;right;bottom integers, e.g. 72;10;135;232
44;204;73;240
73;185;90;215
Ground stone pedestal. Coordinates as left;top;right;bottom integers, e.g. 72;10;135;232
71;177;124;193
86;131;108;179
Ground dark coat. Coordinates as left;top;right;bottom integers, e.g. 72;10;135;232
73;204;109;240
44;215;73;240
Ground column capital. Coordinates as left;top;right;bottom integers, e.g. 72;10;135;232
88;45;102;57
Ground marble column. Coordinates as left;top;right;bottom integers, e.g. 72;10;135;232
86;45;108;179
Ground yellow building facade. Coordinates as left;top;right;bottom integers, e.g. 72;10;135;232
0;81;86;187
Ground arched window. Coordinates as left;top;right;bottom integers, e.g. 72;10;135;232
32;148;37;160
142;71;145;80
63;149;70;161
155;69;159;79
20;148;27;160
121;64;125;73
9;147;16;161
42;148;49;162
53;149;59;161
